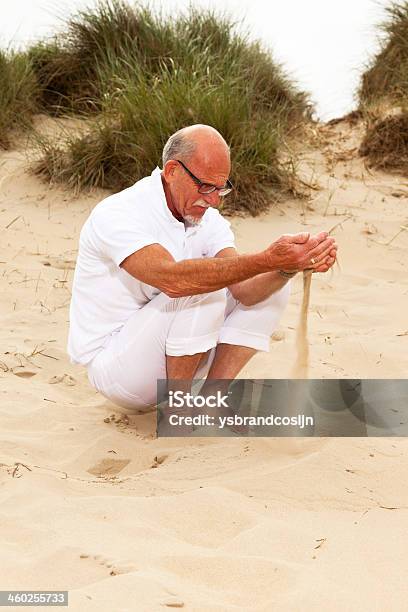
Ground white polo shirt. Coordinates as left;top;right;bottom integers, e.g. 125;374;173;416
68;167;236;365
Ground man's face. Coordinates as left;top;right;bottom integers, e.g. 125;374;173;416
164;151;231;224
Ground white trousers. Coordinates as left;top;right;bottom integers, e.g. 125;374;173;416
87;284;291;410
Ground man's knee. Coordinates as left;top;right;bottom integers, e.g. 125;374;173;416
244;281;291;314
165;290;227;358
223;283;291;347
253;283;291;329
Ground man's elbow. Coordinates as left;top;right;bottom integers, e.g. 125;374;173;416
163;288;187;299
162;282;213;299
161;282;192;299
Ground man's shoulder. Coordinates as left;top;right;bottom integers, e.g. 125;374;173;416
91;173;158;221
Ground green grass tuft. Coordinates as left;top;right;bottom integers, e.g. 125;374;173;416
0;50;39;149
359;1;408;107
11;0;311;214
28;0;311;214
358;2;408;174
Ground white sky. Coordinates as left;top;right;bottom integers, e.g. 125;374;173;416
1;0;389;120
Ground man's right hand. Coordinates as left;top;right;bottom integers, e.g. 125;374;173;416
264;232;337;273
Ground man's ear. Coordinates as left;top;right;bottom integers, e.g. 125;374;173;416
163;160;178;183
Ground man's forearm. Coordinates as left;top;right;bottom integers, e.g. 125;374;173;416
230;271;293;306
121;231;335;298
162;253;270;297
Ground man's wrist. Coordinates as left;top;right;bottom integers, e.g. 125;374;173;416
278;269;298;279
254;251;298;277
254;251;272;274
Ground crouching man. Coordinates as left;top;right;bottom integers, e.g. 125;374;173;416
67;124;337;426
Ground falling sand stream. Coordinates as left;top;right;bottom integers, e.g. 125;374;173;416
290;223;342;379
282;269;314;437
291;270;312;379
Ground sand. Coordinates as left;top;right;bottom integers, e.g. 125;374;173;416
291;270;312;379
1;116;408;610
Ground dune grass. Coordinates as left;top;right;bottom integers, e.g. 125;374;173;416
359;1;408;108
30;2;310;213
27;2;172;114
359;112;408;174
34;63;297;214
27;0;311;214
358;1;408;173
0;50;39;149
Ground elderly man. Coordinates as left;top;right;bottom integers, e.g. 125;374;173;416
68;124;337;413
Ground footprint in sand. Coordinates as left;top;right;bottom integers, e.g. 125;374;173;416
48;374;76;386
79;553;136;576
13;369;37;378
103;413;129;425
87;458;131;477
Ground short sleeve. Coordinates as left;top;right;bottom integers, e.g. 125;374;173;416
204;209;236;258
88;207;158;267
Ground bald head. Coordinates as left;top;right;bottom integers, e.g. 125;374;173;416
162;124;230;167
161;125;231;226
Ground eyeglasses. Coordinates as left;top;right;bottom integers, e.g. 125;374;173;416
176;159;233;196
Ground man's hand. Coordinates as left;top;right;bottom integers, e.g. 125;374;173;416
264;232;337;273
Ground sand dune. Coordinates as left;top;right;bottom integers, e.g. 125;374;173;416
1;117;408;610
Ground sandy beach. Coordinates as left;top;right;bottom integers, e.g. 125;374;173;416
1;115;408;610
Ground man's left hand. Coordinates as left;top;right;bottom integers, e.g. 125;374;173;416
308;244;337;273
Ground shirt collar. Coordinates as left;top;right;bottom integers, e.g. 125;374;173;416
151;166;203;235
151;166;184;227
